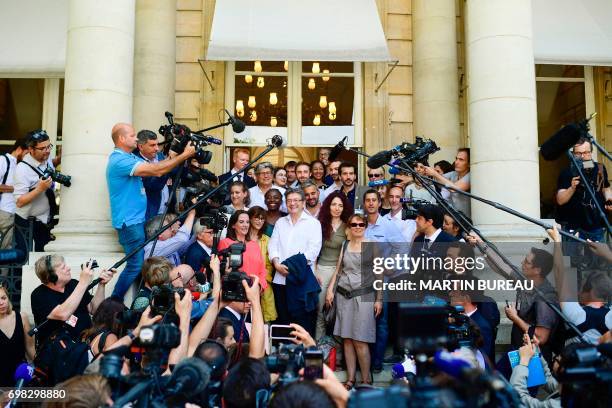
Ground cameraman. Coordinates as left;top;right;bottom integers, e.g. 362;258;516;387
30;255;115;348
134;129;178;220
14;130;57;252
143;209;196;266
107;122;196;300
556;137;611;242
131;256;173;311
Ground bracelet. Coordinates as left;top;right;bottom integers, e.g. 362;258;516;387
127;330;136;341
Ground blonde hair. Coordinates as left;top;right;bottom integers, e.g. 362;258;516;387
34;255;65;284
43;374;111;408
0;285;13;315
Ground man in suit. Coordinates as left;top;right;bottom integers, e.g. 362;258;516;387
412;204;458;258
218;301;250;343
184;223;214;275
218;148;256;188
450;285;496;362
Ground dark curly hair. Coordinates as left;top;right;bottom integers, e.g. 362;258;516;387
318;191;353;241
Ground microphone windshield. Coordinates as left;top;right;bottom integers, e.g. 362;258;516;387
231;117;246;133
366;150;393;169
540;123;582;161
270;135;285;147
328;136;348;162
14;363;34;383
168;358;211;398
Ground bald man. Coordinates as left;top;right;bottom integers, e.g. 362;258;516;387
107;123;196;299
170;263;213;320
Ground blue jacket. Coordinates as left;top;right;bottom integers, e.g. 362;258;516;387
282;253;321;316
134;150;179;220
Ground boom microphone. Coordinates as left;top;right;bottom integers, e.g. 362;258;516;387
225;109;246;133
366;150;393;169
540;123;582;161
166;357;211;398
270;135;285;147
328;136;348;161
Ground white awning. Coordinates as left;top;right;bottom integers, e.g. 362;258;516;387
206;0;391;62
0;0;68;75
532;0;612;66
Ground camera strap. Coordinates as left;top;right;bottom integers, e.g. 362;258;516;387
20;160;58;223
1;154;10;186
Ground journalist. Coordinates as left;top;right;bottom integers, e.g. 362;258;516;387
14;130;57;252
556;137;611;242
30;255;115;348
134;129;177;220
143;208;196;266
0;139;28;253
106;122;195;299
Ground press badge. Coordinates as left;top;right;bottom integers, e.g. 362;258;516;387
65;314;78;327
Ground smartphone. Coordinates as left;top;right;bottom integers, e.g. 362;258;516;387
270;325;295;339
304;347;324;380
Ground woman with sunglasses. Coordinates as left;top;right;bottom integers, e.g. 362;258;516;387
248;206;277;323
325;213;382;389
0;282;35;386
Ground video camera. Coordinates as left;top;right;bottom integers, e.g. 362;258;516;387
394;136;440;165
200;208;228;232
159;111;217;165
218;242;252;302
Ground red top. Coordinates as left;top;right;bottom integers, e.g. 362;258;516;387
217;238;268;290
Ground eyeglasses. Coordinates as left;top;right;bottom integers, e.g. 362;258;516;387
573;151;591;157
286;199;303;204
252;216;265;221
368;173;383;178
350;222;366;228
33;144;53;152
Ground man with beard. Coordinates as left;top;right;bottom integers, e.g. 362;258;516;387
302;181;321;218
320;159;342;202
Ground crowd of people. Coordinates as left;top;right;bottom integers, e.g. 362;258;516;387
0;123;610;407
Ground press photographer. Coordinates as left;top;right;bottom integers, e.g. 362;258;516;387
14;130;69;252
107;122;196;300
556;136;611;242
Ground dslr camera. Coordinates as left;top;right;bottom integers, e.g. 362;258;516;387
42;168;72;187
219;242;252;302
150;284;186;317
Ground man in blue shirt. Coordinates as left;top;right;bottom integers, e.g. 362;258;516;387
362;188;406;372
106;122;195;299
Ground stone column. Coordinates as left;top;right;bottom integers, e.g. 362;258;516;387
42;78;60;161
413;0;460;161
46;0;136;253
466;0;542;239
133;0;176;133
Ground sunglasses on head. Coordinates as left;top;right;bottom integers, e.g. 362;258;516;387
29;130;49;141
368;173;382;178
350;222;366;228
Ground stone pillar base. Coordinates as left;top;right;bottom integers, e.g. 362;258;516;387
46;221;123;253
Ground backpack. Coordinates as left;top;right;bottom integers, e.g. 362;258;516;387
33;328;92;386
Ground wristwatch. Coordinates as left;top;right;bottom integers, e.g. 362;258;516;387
127;330;136;341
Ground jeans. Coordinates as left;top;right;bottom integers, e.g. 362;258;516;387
371;300;389;368
112;222;145;299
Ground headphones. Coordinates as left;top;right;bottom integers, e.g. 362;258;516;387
46;255;58;284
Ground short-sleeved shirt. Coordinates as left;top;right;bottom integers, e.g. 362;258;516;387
556;164;609;230
31;279;93;348
444;171;471;217
106;149;146;229
13;154;54;223
0;154;17;213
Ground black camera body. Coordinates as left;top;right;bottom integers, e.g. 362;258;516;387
159;122;213;165
150;284;186;316
42;168;72;187
219;242;252;302
395;136;440;165
137;323;181;350
200;209;228;232
265;343;305;385
570;158;595;179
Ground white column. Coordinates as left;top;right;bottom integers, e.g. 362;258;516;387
42;78;60;161
466;0;542;239
413;0;461;160
133;0;176;133
46;0;136;253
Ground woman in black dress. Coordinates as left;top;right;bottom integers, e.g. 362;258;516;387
0;282;35;386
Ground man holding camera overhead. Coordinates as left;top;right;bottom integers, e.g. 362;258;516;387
556;137;612;242
107;123;196;300
13;130;58;252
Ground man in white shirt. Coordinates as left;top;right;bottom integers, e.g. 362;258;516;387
0;139;28;253
269;189;322;328
14;130;56;252
383;185;417;243
248;162;286;211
